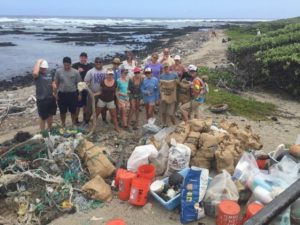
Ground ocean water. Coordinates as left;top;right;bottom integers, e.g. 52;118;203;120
0;16;270;80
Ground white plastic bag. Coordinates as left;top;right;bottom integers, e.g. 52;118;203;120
164;139;191;176
142;118;161;134
153;126;176;143
149;141;169;176
127;145;158;172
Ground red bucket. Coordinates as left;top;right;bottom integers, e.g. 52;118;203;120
118;171;136;201
137;164;156;181
106;219;126;225
216;200;241;225
115;168;127;187
242;202;263;224
129;177;151;206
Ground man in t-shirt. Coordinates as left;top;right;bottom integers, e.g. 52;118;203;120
33;59;57;131
158;48;175;67
84;57;107;120
54;57;81;127
72;52;93;124
160;63;178;127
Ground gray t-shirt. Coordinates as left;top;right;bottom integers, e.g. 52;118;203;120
54;68;81;92
34;72;53;100
84;67;106;93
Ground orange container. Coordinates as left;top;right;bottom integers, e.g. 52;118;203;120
106;219;126;225
129;177;151;206
242;202;264;224
137;164;156;181
118;171;137;201
115;168;127;186
216;200;241;225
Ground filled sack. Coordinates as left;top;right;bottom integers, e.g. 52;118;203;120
160;80;177;104
168;122;191;144
82;175;112;202
178;80;191;104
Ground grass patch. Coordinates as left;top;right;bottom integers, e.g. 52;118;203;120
206;85;277;121
225;29;255;42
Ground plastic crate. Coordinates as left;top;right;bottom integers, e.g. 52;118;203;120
150;168;190;211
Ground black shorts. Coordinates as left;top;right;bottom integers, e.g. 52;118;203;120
78;90;88;107
37;97;57;120
58;92;78;114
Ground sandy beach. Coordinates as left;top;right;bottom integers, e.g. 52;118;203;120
1;29;300;225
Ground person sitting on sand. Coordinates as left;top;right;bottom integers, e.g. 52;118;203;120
145;52;163;80
141;67;159;119
170;55;187;80
54;57;81;127
158;48;175;67
117;68;130;130
128;67;144;130
180;64;206;123
122;51;137;78
160;63;178;127
72;52;93;125
95;69;120;132
32;59;57;131
84;57;107;121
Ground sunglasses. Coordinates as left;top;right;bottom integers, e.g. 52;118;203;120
95;61;102;64
145;72;151;74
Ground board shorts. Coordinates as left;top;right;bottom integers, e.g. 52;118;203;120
58;92;78;114
160;101;176;116
118;99;130;110
37;97;57;120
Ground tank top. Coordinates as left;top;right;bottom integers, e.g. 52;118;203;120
99;79;117;102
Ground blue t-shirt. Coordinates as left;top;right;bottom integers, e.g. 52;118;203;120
113;68;121;81
160;72;178;81
145;63;163;80
141;77;159;104
117;78;129;101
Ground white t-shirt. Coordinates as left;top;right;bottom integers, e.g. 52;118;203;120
84;67;106;93
122;60;137;78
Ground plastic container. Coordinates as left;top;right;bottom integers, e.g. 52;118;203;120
150;167;190;211
242;202;263;224
129;177;151;206
115;168;127;187
106;219;126;225
118;171;137;201
137;164;156;181
216;200;240;225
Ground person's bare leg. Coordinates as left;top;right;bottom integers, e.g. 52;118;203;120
162;113;167;125
128;99;135;125
148;105;154;119
135;99;140;127
75;107;80;122
60;113;66;127
182;110;189;123
109;109;120;132
71;113;76;126
170;115;176;125
145;104;149;119
96;107;101;119
47;116;53;130
39;118;46;131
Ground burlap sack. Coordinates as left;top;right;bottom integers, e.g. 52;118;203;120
219;119;231;131
79;139;115;178
185;132;201;146
82;175;112;202
215;149;235;174
191;151;211;169
160;80;177;104
178;80;191;104
184;143;198;157
168;122;190;144
188;118;212;132
200;146;217;159
227;123;240;135
246;134;263;150
199;132;226;149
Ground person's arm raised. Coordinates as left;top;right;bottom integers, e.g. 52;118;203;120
32;59;43;78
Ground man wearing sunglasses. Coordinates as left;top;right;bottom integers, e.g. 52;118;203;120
84;57;107;122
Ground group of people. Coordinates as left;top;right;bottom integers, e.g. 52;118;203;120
32;48;209;133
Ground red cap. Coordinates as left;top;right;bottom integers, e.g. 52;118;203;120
133;67;141;73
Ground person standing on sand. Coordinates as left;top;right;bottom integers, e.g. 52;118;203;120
72;52;93;125
158;48;175;67
160;63;178;127
170;55;187;80
145;52;163;80
112;57;122;81
84;57;107;121
54;57;81;127
141;67;159;119
95;68;120;133
122;51;137;78
180;64;206;123
33;59;57;131
128;67;144;130
117;68;130;130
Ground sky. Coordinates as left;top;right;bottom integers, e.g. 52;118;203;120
0;0;299;19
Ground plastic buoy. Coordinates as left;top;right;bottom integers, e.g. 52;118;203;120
216;200;240;225
129;177;151;206
106;218;126;225
118;171;136;201
242;202;264;224
137;164;156;181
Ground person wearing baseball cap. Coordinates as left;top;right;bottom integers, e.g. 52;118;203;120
141;67;159;119
54;57;81;127
33;59;57;131
72;52;93;125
